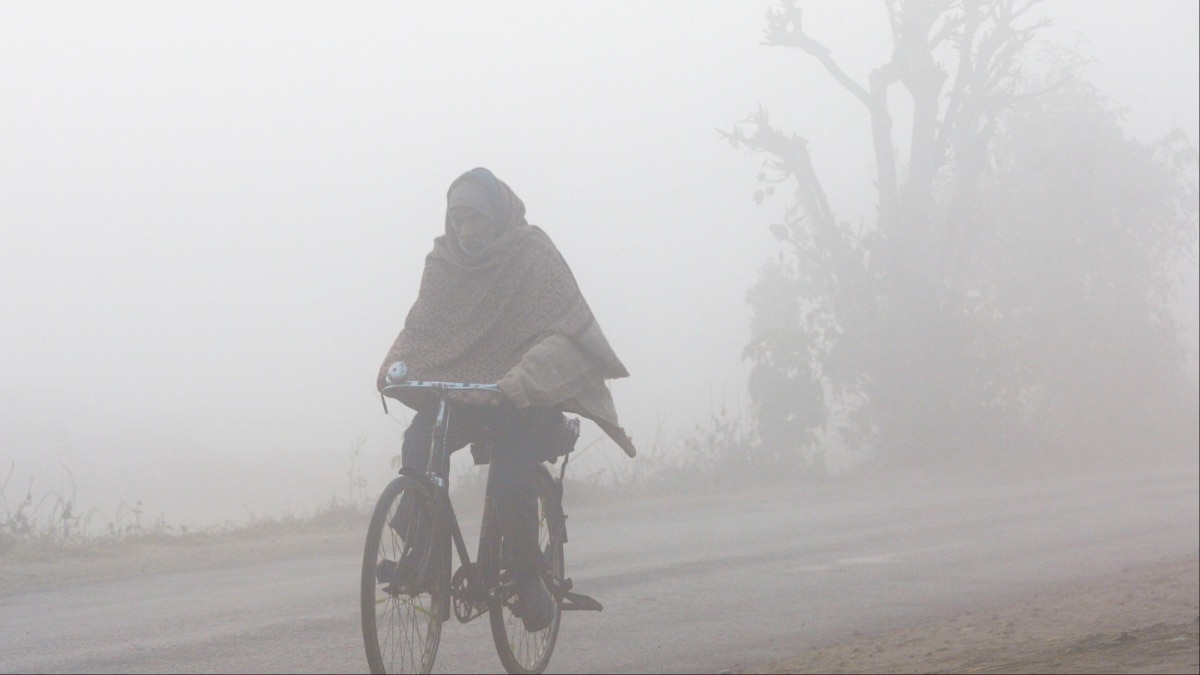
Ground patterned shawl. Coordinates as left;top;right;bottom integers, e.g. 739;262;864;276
377;169;629;407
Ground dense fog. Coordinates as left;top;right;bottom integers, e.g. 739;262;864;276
1;2;1196;529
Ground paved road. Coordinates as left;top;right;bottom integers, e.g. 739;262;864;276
2;461;1197;673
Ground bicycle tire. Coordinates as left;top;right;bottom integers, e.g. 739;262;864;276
482;465;565;674
361;475;450;674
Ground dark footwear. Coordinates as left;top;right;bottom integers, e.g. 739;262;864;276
513;571;554;632
376;558;403;584
376;555;425;584
376;546;432;592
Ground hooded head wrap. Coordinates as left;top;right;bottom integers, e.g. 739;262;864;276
443;168;526;260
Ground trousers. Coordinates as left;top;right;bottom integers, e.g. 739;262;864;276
401;404;562;580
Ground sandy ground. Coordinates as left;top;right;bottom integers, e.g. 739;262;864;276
750;552;1199;675
5;529;1195;674
0;523;364;595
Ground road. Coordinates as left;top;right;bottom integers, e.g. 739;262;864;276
2;460;1197;673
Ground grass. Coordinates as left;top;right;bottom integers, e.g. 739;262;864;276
0;435;376;558
0;472;370;560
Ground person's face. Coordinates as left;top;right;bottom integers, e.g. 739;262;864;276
448;206;498;256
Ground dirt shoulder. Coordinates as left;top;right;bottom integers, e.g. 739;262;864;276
0;520;365;596
750;552;1199;675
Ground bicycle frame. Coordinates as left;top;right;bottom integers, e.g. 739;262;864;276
380;374;601;617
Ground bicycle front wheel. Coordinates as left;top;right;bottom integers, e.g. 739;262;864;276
361;475;448;674
482;466;565;674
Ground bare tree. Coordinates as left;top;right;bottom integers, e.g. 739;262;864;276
727;1;1197;467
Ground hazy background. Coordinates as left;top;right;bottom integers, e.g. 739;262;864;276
1;1;1196;527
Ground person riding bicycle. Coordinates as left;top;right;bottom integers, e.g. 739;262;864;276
376;167;636;633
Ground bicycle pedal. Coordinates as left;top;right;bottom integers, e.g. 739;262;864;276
560;590;603;612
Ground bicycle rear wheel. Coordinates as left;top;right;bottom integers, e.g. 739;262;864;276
482;466;565;674
361;476;449;674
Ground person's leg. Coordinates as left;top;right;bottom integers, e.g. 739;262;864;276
377;409;434;587
487;445;540;569
400;407;437;472
384;404;490;587
389;407;436;538
384;405;477;588
487;408;562;631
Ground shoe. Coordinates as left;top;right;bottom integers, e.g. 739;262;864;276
512;571;554;632
376;547;433;592
376;558;404;584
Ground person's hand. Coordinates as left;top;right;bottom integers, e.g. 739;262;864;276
448;389;505;407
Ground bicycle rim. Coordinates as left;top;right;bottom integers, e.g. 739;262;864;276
486;470;564;674
361;476;447;674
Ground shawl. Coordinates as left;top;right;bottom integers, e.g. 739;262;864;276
378;168;636;456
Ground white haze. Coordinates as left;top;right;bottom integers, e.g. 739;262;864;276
1;2;1196;527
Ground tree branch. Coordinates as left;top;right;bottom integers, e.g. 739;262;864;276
764;0;872;106
885;0;902;44
935;0;985;155
725;107;836;234
869;65;901;226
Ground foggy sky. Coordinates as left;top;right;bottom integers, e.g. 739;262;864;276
1;2;1197;526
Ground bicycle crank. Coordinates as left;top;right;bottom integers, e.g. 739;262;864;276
451;563;490;623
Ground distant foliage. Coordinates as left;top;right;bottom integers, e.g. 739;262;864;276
975;73;1199;456
727;1;1199;466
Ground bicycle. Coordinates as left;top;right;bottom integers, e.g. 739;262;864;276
362;361;603;674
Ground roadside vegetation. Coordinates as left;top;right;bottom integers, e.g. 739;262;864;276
0;438;374;558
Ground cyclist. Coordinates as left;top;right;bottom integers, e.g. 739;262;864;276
376;167;636;632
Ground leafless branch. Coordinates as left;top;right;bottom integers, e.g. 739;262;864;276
935;0;984;153
885;0;902;44
929;6;968;51
764;0;872;106
1008;0;1046;24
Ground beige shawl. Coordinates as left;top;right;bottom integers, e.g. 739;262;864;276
377;168;636;456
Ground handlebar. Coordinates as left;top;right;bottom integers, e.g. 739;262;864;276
380;361;634;459
382;380;503;395
380;361;504;408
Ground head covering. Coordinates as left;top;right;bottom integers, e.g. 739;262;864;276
447;172;499;221
442;168;528;262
